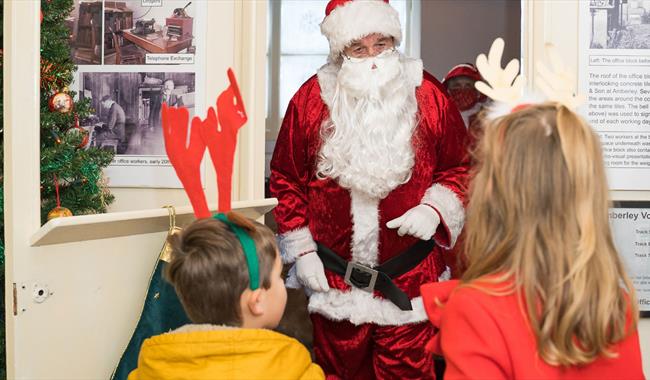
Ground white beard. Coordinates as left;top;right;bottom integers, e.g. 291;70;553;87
317;52;419;199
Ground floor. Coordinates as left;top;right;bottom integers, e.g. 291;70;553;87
124;123;166;156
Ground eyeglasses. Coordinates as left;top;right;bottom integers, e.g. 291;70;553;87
343;44;396;60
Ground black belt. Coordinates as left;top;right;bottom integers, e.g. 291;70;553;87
316;240;435;311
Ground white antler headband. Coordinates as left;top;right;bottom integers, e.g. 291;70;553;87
475;38;525;109
536;43;586;109
474;38;585;118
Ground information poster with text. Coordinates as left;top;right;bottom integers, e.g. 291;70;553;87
610;202;650;316
579;0;650;190
69;0;206;188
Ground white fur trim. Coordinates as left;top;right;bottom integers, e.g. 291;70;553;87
316;55;423;109
308;288;427;326
321;0;402;60
350;190;380;267
278;227;317;264
421;184;465;248
460;102;484;128
285;264;301;289
438;266;452;282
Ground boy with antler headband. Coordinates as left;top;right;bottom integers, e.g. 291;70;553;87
128;214;324;380
126;70;324;380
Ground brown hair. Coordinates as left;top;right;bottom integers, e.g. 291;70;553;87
164;212;278;326
462;103;638;366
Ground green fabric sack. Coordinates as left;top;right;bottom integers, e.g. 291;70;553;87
111;227;190;380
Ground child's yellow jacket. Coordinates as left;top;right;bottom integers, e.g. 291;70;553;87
127;326;324;380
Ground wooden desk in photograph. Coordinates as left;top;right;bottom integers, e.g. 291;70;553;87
122;30;193;54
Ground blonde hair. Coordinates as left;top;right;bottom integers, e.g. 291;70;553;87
462;103;638;366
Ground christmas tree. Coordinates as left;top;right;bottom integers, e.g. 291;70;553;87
0;1;116;376
37;0;115;222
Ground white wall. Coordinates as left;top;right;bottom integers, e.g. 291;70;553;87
420;0;521;80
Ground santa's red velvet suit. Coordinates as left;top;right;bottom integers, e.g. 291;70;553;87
270;1;469;378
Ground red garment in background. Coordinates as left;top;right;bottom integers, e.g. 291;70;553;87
421;280;645;380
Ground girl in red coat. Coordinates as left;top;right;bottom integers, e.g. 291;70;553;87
422;103;645;380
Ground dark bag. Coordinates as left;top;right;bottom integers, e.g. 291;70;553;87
111;222;190;380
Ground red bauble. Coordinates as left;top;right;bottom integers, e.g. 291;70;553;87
48;92;73;113
76;127;89;149
67;116;89;149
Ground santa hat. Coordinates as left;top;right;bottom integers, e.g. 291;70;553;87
442;63;482;85
321;0;402;59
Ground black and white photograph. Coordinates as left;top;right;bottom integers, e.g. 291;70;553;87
104;0;197;65
589;0;650;49
80;72;195;156
67;0;102;64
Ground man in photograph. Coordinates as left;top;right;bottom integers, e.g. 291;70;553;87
149;79;184;132
161;79;184;108
270;0;469;378
99;95;126;147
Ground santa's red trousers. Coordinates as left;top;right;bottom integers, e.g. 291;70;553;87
311;313;435;380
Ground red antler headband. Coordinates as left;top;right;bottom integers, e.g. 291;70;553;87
161;68;248;218
161;69;260;289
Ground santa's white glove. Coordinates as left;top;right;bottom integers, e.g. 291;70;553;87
296;251;330;292
386;204;441;241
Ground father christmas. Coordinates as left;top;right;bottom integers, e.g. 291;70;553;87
270;0;470;378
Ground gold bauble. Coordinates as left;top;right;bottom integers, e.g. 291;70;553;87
47;206;73;221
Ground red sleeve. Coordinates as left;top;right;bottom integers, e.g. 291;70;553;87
439;288;511;380
419;76;471;249
269;99;311;234
431;95;470;199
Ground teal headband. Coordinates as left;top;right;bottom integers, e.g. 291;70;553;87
214;213;260;290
